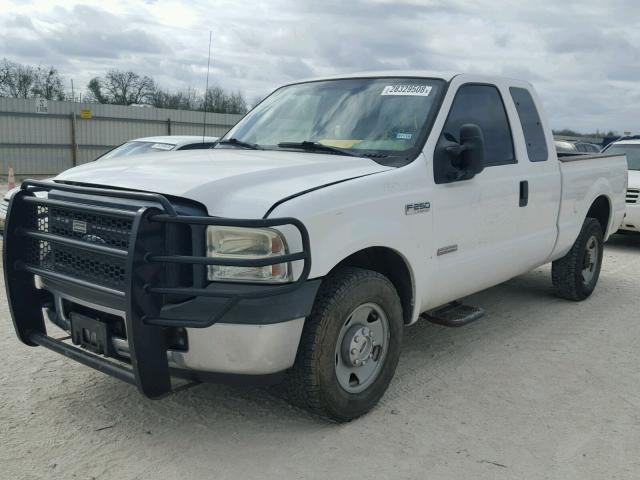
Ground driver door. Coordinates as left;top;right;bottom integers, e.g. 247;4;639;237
429;83;524;306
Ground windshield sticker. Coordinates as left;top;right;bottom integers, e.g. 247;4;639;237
151;143;174;150
381;85;432;96
396;133;413;140
319;139;363;148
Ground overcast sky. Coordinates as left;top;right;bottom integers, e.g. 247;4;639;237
1;0;638;132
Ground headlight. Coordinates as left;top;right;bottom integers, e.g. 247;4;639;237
206;226;291;283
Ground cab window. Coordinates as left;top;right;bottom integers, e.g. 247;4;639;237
509;87;548;162
441;84;515;167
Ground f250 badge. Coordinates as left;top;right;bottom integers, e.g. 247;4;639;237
405;202;431;215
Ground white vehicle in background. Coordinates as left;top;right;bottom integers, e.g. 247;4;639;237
96;135;220;161
554;140;579;154
601;139;640;232
4;72;627;421
0;135;219;229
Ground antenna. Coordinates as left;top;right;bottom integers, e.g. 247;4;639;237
202;30;212;142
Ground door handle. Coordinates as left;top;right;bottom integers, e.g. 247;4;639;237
519;180;529;207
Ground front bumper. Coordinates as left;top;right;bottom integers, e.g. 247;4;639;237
4;180;315;397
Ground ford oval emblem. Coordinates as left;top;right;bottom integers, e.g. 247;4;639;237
82;234;106;244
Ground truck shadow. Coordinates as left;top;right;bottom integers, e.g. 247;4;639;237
605;232;640;251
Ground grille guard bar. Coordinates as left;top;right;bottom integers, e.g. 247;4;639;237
4;179;312;398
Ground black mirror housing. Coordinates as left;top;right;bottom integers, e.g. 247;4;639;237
459;123;485;176
434;123;485;184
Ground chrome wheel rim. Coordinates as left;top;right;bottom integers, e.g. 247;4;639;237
334;302;389;394
581;235;599;285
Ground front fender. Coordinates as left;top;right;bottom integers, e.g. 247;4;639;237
269;165;433;324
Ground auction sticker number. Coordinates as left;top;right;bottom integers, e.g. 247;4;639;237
381;85;432;96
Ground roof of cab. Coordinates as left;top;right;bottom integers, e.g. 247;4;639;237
284;70;534;89
317;70;459;81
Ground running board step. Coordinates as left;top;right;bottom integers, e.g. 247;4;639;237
423;301;485;327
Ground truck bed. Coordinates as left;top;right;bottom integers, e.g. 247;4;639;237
551;152;628;261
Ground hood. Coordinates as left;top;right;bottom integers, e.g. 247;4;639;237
55;149;392;217
628;169;640;189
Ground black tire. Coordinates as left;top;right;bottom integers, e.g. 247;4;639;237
552;217;604;301
283;267;403;422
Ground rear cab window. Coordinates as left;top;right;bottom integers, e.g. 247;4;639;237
509;87;548;162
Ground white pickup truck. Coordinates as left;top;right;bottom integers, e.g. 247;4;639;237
4;72;627;421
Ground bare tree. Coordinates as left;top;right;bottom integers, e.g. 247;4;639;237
82;71;248;113
0;59;65;100
0;60;9;95
86;77;107;104
0;58;37;98
86;70;156;105
202;86;248;114
152;88;198;110
33;66;65;100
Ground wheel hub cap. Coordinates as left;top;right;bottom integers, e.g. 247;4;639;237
342;325;375;367
334;303;389;394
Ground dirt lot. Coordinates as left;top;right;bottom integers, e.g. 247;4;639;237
2;235;640;480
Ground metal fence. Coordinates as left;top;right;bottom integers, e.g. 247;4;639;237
0;97;243;177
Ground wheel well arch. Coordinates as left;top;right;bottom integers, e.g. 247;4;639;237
586;195;611;235
331;247;414;324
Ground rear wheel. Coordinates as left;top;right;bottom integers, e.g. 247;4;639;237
552;217;604;301
284;267;403;422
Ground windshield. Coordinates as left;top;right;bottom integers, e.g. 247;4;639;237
222;77;445;164
605;144;640;170
97;141;176;161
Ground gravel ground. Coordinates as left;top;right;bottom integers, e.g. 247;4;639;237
2;234;640;480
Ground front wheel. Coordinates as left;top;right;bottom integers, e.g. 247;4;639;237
552;217;604;301
284;267;403;422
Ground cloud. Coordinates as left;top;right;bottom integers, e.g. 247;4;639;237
1;0;639;132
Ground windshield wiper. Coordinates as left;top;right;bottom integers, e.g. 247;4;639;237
277;141;363;158
218;138;263;150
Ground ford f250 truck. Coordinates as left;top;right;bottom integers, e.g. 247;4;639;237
4;72;627;421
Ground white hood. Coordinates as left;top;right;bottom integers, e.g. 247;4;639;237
55;149;392;217
628;169;640;189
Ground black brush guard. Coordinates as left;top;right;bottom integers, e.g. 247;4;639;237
4;180;311;398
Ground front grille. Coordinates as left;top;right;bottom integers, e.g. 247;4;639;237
24;203;132;290
49;206;132;249
627;189;639;204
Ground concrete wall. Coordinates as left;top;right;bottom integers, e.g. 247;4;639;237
0;97;242;177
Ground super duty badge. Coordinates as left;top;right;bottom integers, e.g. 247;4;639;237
405;202;431;215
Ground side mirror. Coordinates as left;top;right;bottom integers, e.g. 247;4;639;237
434;123;485;184
458;124;485;176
